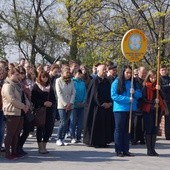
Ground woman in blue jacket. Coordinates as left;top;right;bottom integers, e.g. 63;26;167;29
111;65;142;157
70;69;86;143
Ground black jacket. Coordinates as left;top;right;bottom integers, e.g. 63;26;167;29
160;76;170;101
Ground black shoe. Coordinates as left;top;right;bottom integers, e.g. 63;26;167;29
123;152;135;157
166;138;170;140
131;140;138;145
20;150;28;155
18;148;28;155
0;147;5;152
152;150;159;156
131;141;138;145
140;141;145;145
147;150;154;156
116;152;124;157
94;144;109;148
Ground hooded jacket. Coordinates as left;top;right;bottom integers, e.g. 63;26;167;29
1;77;30;116
72;78;86;108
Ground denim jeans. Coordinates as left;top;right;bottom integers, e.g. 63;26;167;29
0;111;5;148
114;111;130;153
57;109;72;140
69;108;84;140
53;104;60;121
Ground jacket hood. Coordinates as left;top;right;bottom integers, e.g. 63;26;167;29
4;77;22;94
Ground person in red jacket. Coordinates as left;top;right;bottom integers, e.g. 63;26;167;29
142;70;164;156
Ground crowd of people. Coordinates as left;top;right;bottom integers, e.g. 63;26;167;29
0;58;169;160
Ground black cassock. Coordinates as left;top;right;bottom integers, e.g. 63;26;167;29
83;76;114;147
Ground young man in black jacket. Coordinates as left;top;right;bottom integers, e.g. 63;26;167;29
160;65;170;140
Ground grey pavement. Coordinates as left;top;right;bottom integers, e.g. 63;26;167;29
0;127;170;170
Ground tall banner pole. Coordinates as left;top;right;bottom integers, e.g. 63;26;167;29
129;62;134;133
121;29;147;134
155;47;160;126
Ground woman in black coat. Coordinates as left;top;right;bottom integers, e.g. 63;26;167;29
31;71;55;154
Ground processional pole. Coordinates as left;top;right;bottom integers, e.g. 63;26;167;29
121;29;148;133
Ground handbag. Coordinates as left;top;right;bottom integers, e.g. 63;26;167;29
25;110;35;123
33;107;46;127
33;91;50;127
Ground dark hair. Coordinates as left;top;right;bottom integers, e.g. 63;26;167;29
106;61;114;67
9;63;15;68
73;69;82;75
36;71;50;86
108;65;117;70
16;65;26;75
160;65;167;69
94;63;101;67
27;69;37;81
117;65;132;94
19;58;25;61
50;64;60;71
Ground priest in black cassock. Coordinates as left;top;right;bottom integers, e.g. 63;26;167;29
83;64;114;148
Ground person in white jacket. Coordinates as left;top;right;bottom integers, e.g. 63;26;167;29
55;65;75;146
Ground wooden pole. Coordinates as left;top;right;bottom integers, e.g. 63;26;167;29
129;62;134;133
155;47;160;126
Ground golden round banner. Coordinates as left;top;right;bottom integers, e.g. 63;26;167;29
121;29;147;62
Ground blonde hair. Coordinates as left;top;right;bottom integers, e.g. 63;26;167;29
143;70;156;86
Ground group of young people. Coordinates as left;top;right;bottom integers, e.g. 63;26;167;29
0;58;169;160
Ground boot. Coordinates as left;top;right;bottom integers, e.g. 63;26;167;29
43;142;49;154
145;135;154;156
38;142;47;154
151;135;159;156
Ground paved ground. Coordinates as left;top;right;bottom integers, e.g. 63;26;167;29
0;128;170;170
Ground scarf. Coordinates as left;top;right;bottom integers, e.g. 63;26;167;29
36;82;50;92
62;76;71;84
142;82;164;113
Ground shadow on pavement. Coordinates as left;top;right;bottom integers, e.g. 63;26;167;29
0;149;129;163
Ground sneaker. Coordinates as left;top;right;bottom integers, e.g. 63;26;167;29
28;134;34;137
65;133;71;139
56;139;63;146
62;140;69;146
71;139;77;144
